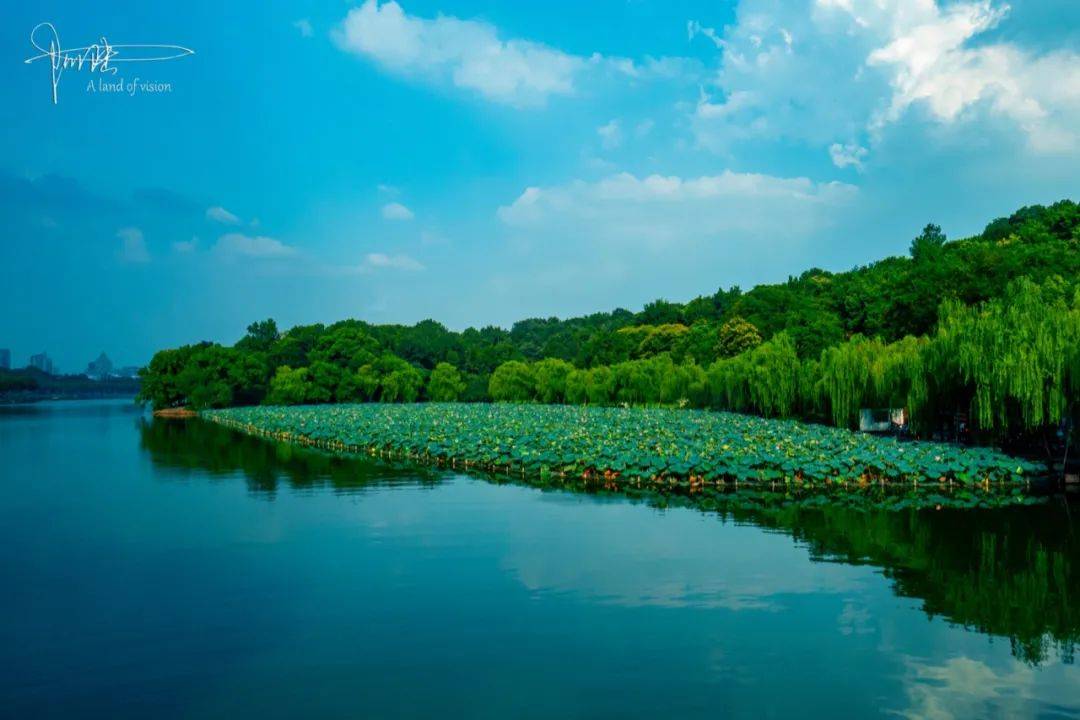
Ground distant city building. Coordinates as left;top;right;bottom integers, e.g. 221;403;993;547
115;366;141;379
0;348;9;370
85;352;114;380
29;352;54;375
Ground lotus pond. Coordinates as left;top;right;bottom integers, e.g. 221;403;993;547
204;403;1045;509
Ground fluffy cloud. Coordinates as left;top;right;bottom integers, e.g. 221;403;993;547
498;171;856;249
829;142;868;169
335;0;581;107
213;233;296;258
334;0;699;107
689;3;863;151
116;227;149;263
849;0;1080;152
381;201;415;220
206;205;240;224
690;0;1080;157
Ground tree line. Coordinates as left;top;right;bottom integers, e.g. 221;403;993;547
487;278;1079;441
139;200;1079;449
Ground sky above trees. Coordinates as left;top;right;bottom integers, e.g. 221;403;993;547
3;0;1079;370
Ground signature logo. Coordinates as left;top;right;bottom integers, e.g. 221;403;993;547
23;22;194;104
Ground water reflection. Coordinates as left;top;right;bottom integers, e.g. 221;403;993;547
739;502;1079;665
139;416;443;495
895;656;1080;719
140;416;1080;666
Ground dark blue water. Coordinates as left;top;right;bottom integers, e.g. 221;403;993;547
1;400;1078;718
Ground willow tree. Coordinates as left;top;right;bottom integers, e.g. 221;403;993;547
585;366;616;405
707;333;801;417
873;335;928;423
929;277;1080;434
819;335;929;429
819;335;881;428
612;357;674;405
659;361;709;407
797;358;823;419
488;361;537;402
565;369;589;405
566;364;617;406
533;358;575;403
707;352;753;413
748;332;801;417
427;362;465;402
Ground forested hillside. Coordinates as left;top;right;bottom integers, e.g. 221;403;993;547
139;200;1080;450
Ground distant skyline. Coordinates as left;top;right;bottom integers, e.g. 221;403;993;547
3;0;1079;370
0;349;139;377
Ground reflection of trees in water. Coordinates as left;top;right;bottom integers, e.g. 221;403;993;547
140;416;1078;665
138;417;443;496
533;474;1079;665
738;503;1078;665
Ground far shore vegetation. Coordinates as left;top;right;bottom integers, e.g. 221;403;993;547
139;200;1080;467
0;367;139;403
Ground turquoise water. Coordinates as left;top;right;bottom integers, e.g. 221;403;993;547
1;399;1077;718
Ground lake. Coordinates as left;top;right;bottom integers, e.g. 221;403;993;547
1;399;1077;718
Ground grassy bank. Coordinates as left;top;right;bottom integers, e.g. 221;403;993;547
203;403;1044;506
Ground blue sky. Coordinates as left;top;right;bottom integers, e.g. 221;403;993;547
2;0;1078;371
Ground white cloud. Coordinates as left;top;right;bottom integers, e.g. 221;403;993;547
117;227;149;263
206;205;240;225
849;0;1080;152
893;655;1080;720
687;20;724;49
829;142;868;168
689;0;875;152
361;252;425;271
213;233;297;258
334;0;699;107
381;201;415;220
293;18;314;38
691;0;1080;156
334;0;581;107
597;119;622;150
498;170;857;249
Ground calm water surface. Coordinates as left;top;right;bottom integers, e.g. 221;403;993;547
1;400;1078;719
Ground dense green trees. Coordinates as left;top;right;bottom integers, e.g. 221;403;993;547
706;333;800;418
468;277;1079;455
0;371;38;393
380;363;424;403
488;361;535;402
266;366;318;405
138;343;266;409
137;199;1079;451
909;223;947;263
924;278;1080;435
533;358;574;403
427;362;465;402
716;316;763;358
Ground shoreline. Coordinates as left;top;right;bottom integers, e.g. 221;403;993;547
0;391;138;405
202;404;1050;510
